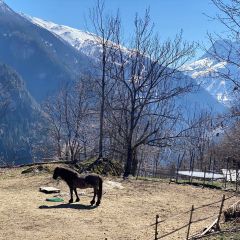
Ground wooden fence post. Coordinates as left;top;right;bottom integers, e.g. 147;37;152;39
176;154;180;183
216;195;225;231
203;167;206;187
224;158;229;189
211;157;215;186
155;214;159;240
235;165;239;192
186;205;194;240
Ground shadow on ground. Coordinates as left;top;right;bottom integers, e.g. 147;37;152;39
39;203;98;210
175;181;222;190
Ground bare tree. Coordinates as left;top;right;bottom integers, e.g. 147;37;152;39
106;11;195;177
89;0;120;159
215;119;240;161
207;0;240;96
42;79;96;161
200;0;240;169
43;91;64;158
182;109;217;171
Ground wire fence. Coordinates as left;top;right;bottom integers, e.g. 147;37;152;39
151;194;237;240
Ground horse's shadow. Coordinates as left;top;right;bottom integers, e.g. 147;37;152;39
39;203;98;210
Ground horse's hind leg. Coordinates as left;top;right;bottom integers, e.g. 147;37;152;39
69;188;73;204
96;189;101;206
74;188;80;202
90;187;97;205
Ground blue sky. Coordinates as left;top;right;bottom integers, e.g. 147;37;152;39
4;0;226;58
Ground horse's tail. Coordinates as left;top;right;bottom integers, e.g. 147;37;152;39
98;176;103;201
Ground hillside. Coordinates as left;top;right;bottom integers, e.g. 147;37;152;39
183;40;240;106
0;1;91;102
0;64;44;165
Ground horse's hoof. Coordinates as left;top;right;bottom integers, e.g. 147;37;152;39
96;201;100;206
76;198;80;202
69;199;73;204
90;200;95;205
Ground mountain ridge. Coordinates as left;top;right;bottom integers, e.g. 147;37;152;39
182;39;240;106
22;14;108;61
24;12;227;112
0;3;93;102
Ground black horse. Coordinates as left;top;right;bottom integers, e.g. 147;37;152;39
53;167;103;206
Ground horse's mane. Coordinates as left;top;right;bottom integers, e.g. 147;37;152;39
56;167;79;179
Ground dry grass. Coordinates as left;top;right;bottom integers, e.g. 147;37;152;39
0;166;238;240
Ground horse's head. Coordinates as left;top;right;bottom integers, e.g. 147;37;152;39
53;167;60;180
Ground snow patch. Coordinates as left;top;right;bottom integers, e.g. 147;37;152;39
182;56;230;105
104;180;124;190
21;13;129;60
21;14;99;54
183;58;227;79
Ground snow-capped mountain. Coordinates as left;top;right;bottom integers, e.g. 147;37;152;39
20;15;227;109
24;14;236;109
183;40;240;106
23;15;101;59
22;15;129;61
19;8;226;114
0;1;92;102
21;12;235;108
183;58;229;104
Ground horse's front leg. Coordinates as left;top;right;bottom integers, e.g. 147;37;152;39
96;188;101;206
90;187;97;205
74;188;80;202
69;188;73;204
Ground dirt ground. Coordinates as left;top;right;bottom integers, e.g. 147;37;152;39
0;166;239;240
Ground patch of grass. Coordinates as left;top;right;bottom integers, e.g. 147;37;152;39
136;176;169;183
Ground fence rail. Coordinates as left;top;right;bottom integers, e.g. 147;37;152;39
152;194;236;240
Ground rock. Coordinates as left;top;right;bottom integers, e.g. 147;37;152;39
74;158;123;176
21;165;50;174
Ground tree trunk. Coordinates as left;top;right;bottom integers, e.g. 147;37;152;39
98;99;104;159
98;48;106;159
124;144;133;177
57;142;61;158
84;141;87;160
70;148;74;162
124;106;135;177
131;149;138;176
